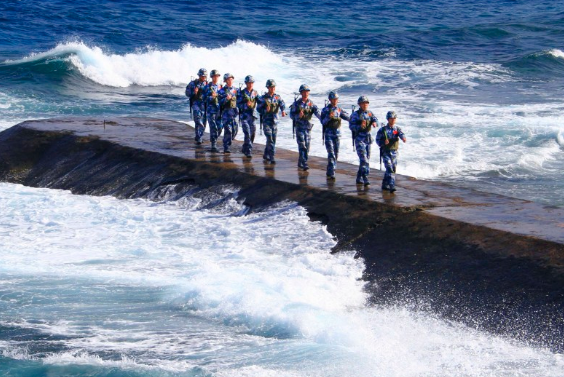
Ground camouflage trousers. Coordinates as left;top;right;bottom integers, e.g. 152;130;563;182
324;128;340;176
208;111;222;148
192;103;206;143
222;116;238;152
355;136;371;182
381;149;398;189
262;122;278;161
240;113;256;155
296;127;311;167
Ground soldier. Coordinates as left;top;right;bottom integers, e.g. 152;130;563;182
257;79;286;164
349;96;379;186
290;84;321;170
376;111;407;193
218;73;239;154
185;68;208;144
237;75;259;158
204;69;223;152
320;91;350;179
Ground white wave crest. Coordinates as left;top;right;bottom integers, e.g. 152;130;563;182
548;49;564;59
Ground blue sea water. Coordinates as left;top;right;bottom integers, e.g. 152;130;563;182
1;1;564;376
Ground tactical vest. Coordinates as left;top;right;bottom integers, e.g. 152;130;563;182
265;96;280;114
357;110;374;131
222;88;237;109
383;126;400;151
208;84;221;106
192;79;206;101
243;90;257;109
299;100;314;121
326;108;341;129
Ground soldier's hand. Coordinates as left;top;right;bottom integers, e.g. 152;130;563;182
329;111;334;118
385;139;389;145
402;137;407;143
361;120;367;128
212;92;217;98
281;111;287;117
226;94;232;100
299;110;304;118
266;104;271;112
247;100;253;108
194;87;199;94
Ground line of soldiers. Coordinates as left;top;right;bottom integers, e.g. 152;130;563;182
185;68;407;192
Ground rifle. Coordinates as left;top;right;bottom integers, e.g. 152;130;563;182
351;105;356;150
322;99;328;146
292;94;298;140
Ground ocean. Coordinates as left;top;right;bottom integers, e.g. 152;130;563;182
1;0;563;376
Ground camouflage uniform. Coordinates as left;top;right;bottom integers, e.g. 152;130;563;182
290;94;321;169
321;103;350;177
257;90;285;163
349;108;379;185
185;74;208;144
237;86;259;156
204;80;222;150
376;119;406;191
218;85;239;153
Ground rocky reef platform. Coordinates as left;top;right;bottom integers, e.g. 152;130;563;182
1;117;563;351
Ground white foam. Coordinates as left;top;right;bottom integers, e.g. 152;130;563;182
548;49;564;59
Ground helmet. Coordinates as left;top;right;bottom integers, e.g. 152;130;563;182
197;68;207;77
299;84;310;92
244;75;255;83
223;73;234;81
328;91;339;100
210;69;220;77
357;96;369;105
386;111;397;119
266;79;276;88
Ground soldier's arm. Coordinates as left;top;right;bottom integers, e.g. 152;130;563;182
398;126;407;142
279;97;287;116
313;104;322;121
340;109;351;122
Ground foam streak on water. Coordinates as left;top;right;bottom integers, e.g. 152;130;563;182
0;183;562;377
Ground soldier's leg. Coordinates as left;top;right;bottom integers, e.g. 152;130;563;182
325;132;336;177
355;140;366;183
193;106;205;143
223;118;233;153
304;129;311;166
296;129;307;168
389;150;398;189
364;144;371;184
263;123;273;161
270;126;278;162
209;114;219;151
382;151;394;189
249;119;256;152
241;117;251;155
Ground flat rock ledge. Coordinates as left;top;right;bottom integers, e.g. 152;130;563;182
1;117;563;351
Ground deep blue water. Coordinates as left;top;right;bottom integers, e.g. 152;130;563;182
1;1;564;376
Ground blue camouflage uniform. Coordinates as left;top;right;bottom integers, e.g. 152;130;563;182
376;123;406;191
321;104;350;177
290;98;321;169
185;78;208;143
257;93;286;162
237;87;259;156
204;81;223;150
218;85;239;153
349;109;379;184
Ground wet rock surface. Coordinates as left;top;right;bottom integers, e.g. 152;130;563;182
1;117;563;351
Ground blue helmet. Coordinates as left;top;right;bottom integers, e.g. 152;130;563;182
299;84;310;92
210;69;220;77
197;68;207;77
357;96;369;105
266;79;276;88
386;111;397;119
244;75;255;83
223;73;234;81
328;91;339;100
